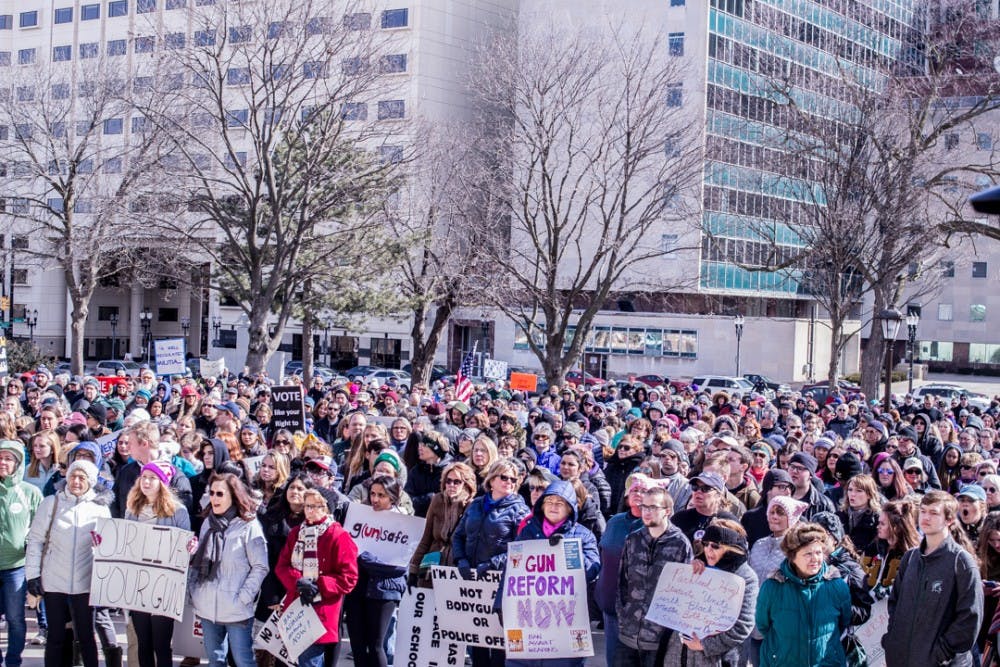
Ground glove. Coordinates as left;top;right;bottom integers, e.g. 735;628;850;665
457;562;474;581
26;578;43;597
549;533;564;547
296;578;319;606
406;573;419;593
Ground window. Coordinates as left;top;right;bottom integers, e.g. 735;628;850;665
103;157;122;173
229;25;251;43
378;100;405;120
671;0;685;4
920;341;953;362
226;109;248;127
941;260;955;277
973;261;988;278
224;152;247;169
380;54;407;73
55;8;73;24
10;199;29;215
135;37;155;54
104;118;123;135
158;308;178;322
978;133;993;150
16;87;33;102
76;120;93;135
137;0;156;13
166;0;186;8
227;67;250;85
18;49;35;65
132;116;148;132
74;199;93;213
306;16;332;35
668;32;684;56
78;158;94;173
0;16;11;29
53;46;72;62
107;39;127;56
937;303;953;321
267;22;290;39
107;1;125;17
80;43;99;59
342;57;368;76
0;53;10;66
269;64;288;81
52;83;70;99
195;30;215;46
381;9;408;28
945;132;959;150
344;12;371;30
47;198;65;213
341;103;367;120
12;270;28;286
303;61;328;79
19;12;38;28
165;33;185;49
666;83;683;107
97;306;120;321
379;145;403;164
133;76;153;91
972;304;987;321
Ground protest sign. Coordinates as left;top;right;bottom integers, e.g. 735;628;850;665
95;430;121;459
395;587;465;667
154;338;187;376
430;566;504;649
344;503;425;568
172;601;204;657
482;359;508;381
254;609;291;662
855;598;888;667
242;455;264;480
97;376;127;394
270;385;305;432
199;357;226;378
509;373;537;392
0;337;8;376
644;562;745;637
89;518;193;622
502;539;593;659
276;600;326;661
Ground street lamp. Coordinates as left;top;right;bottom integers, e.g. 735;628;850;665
211;316;221;345
906;311;920;395
181;316;190;339
140;307;152;361
733;314;745;376
109;312;119;358
25;309;38;342
879;308;903;411
324;317;332;367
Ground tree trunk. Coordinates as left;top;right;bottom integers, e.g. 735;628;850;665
244;309;272;375
861;296;889;401
302;312;314;381
70;300;88;376
409;299;454;387
826;315;844;391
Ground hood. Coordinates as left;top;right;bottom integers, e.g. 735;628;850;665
533;479;578;523
942;443;962;467
157;382;172;403
69;441;104;465
208;437;231;469
912;412;933;433
0;440;24;485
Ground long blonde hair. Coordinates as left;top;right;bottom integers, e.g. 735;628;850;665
126;472;181;518
27;430;61;477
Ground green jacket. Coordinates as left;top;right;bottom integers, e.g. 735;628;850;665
0;445;42;570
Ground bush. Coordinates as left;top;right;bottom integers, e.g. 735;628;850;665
6;340;57;375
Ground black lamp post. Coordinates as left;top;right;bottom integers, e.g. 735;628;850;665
733;314;745;376
324;318;332;367
110;312;119;358
879;308;902;411
211;316;221;345
906;312;920;395
26;309;38;342
140;307;152;360
181;316;190;339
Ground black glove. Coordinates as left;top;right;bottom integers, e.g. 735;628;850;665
549;533;564;547
406;573;419;593
296;578;319;606
26;578;43;597
457;562;474;581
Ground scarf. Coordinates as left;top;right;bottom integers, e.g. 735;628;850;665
291;515;335;581
541;518;567;537
191;506;238;584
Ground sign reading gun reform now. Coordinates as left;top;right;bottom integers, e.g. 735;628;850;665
89;518;193;622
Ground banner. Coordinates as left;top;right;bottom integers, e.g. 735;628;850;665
344;502;425;568
855;598;889;667
89;518;193;622
276;600;326;661
502;539;593;659
270;385;305;432
199;358;226;378
96;376;127;394
508;373;537;392
154;338;187;376
430;566;504;649
482;359;508;381
644;562;745;637
394;588;465;667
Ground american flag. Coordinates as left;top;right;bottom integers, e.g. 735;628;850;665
454;344;477;402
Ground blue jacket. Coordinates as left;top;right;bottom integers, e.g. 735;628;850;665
357;550;407;601
756;560;851;667
595;511;642;614
452;492;529;575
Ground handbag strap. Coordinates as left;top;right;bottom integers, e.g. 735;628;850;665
38;495;60;576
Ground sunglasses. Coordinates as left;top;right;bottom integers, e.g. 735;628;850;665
444;478;464;486
690;482;715;493
703;541;723;550
209;490;227;498
986;487;999;494
529;485;547;493
961;465;975;470
275;439;291;445
904;469;922;475
497;474;518;484
877;467;894;475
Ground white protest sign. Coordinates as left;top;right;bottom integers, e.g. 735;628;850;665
502;539;593;659
344;502;425;568
89;518;193;622
276;600;326;661
430;566;504;649
254;608;293;662
482;359;508;380
395;587;465;667
0;337;8;376
199;358;226;378
242;456;264;480
644;562;745;637
154;338;187;376
172;601;204;657
854;598;888;667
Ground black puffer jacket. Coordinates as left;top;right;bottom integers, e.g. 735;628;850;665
404;456;451;518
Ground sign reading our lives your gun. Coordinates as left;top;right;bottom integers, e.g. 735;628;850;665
89;518;193;622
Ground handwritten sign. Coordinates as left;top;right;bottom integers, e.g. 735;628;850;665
502;539;593;659
344;502;425;568
242;456;264;480
154;338;186;376
199;358;226;378
276;600;326;661
644;562;745;637
855;598;888;667
430;566;504;649
270;385;305;432
509;373;537;392
89;518;193;622
395;587;465;667
483;359;508;381
253;609;290;662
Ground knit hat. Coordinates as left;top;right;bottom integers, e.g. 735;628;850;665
812;511;845;543
762;468;794;494
86;403;108;426
141;461;175;486
789;452;817;472
67;460;99;488
181;384;198;397
660;439;687;463
768;495;809;527
701;522;748;554
812;436;835;451
835;452;864;482
373;451;401;473
135;388;152;402
897;425;918;442
450;401;470;415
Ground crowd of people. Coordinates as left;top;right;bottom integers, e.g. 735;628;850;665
0;364;997;667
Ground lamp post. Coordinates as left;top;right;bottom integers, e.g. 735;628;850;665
906;312;920;395
879;308;903;412
211;316;221;345
140;307;152;361
733;314;745;376
181;316;190;339
324;318;332;367
109;312;119;358
25;309;37;342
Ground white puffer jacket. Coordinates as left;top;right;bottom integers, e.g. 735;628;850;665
25;488;111;594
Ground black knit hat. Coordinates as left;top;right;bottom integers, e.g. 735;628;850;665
812;511;845;543
835;452;864;482
701;523;748;555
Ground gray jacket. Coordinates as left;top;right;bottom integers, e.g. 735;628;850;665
124;505;191;530
188;517;268;623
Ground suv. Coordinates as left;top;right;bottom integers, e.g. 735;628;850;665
743;373;792;396
94;360;142;376
913;384;991;412
690;375;759;397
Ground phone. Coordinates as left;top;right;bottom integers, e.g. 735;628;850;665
986;581;998;588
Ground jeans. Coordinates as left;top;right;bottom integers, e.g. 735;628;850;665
199;617;255;667
296;642;338;667
43;592;98;667
0;566;26;667
603;612;620;667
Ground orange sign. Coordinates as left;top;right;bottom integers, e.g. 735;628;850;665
509;372;538;392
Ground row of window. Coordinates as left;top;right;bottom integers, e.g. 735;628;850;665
919;341;1000;365
514;325;698;358
1;7;408;29
936;303;988;322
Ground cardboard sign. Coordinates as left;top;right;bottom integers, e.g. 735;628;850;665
96;376;127;394
502;539;593;659
254;609;291;662
855;598;888;667
344;502;425;568
89;518;193;622
242;455;264;480
482;359;508;381
199;358;226;378
394;588;465;667
508;373;537;392
644;562;745;637
270;385;305;432
276;600;326;661
172;600;204;656
154;338;186;376
430;566;504;649
95;430;121;459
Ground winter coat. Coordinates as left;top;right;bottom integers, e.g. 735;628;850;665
913;413;945;466
582;469;612;517
575;492;605;540
748;534;785;586
616;523;693;650
404;456;450;517
756;560;851;667
838;508;879;555
0;445;42;570
188;516;269;623
885;537;983;667
741;505;770;548
408;491;471;582
452;492;530;575
594;511;642;615
25;488;110;594
828;546;872;626
356;513;408;602
605;451;645;514
255;497;305;619
275;519;359;643
891;448;942;490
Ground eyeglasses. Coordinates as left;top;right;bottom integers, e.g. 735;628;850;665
961;465;975;470
209;491;227;498
497;474;518;484
275;439;291;445
533;435;550;441
304;504;326;511
876;467;894;475
542;498;566;507
986;487;1000;494
444;478;464;486
904;469;922;476
639;504;667;511
828;453;840;460
788;464;809;473
703;541;723;550
529;486;547;493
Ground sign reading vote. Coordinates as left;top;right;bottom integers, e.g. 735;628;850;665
502;539;593;659
89;518;193;622
644;562;746;638
270;385;305;432
394;587;465;667
154;338;187;376
430;566;504;649
344;502;425;568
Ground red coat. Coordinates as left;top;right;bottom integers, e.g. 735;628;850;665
275;520;359;643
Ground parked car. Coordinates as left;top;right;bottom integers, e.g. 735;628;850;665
284;361;340;381
690;375;759;397
743;373;792;396
361;368;412;391
53;361;73;375
94;360;142;376
633;374;671;389
801;379;862;394
344;365;380;381
401;363;449;382
913;384;992;412
564;371;604;387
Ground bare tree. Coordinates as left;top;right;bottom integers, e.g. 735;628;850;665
470;23;703;385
